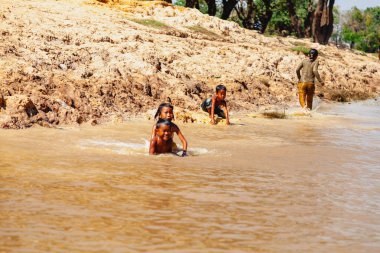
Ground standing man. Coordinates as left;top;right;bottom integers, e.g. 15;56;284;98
296;49;324;110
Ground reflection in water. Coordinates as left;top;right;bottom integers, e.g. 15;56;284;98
1;101;380;253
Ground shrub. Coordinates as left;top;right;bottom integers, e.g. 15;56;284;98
291;46;310;55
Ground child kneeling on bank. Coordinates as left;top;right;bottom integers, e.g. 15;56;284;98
201;85;230;125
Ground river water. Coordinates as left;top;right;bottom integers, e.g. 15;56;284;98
1;100;380;253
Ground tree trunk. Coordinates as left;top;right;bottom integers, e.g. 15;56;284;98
258;0;273;33
286;0;303;37
221;0;239;20
185;0;199;9
234;0;256;29
312;0;323;42
312;0;335;44
206;0;216;16
304;0;314;37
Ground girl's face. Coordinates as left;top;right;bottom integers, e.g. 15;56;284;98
160;107;174;121
156;125;172;141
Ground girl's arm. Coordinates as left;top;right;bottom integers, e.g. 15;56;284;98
173;124;188;156
210;95;216;125
177;130;188;156
150;125;156;141
149;137;157;155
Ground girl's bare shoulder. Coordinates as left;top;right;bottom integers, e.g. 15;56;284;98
171;122;180;132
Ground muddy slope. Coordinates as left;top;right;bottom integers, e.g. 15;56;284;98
0;0;379;128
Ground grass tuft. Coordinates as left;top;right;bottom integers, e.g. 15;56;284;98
186;25;221;38
130;18;169;29
291;46;310;55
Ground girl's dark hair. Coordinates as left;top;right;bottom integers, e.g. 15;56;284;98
154;102;174;121
156;119;172;128
216;84;227;92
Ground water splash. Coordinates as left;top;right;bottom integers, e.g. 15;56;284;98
79;139;209;156
79;139;148;155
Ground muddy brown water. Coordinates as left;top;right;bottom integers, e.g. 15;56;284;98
1;100;380;253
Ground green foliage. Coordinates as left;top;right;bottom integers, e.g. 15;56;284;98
174;0;208;15
266;1;291;35
351;7;364;24
263;0;310;36
130;18;169;29
229;0;307;35
330;6;341;44
342;7;380;53
357;31;379;52
291;45;310;54
342;26;362;44
198;0;208;14
174;0;185;6
333;6;340;25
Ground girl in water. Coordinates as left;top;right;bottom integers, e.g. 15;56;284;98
149;119;174;155
150;103;188;156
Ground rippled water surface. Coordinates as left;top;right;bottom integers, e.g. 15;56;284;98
1;100;380;253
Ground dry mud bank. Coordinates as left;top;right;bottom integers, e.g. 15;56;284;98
0;0;379;128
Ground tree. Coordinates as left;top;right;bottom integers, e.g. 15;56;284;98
342;7;380;52
304;0;314;37
221;0;239;20
176;0;209;14
234;0;257;29
256;0;274;33
205;0;217;16
312;0;335;44
238;0;310;37
342;26;362;49
286;0;302;37
330;6;341;46
185;0;200;9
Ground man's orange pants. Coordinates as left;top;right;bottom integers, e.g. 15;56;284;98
297;82;315;110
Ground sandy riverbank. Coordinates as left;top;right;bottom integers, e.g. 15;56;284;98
0;0;379;128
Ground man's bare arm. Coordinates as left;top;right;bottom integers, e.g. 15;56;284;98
296;61;303;81
313;60;323;84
